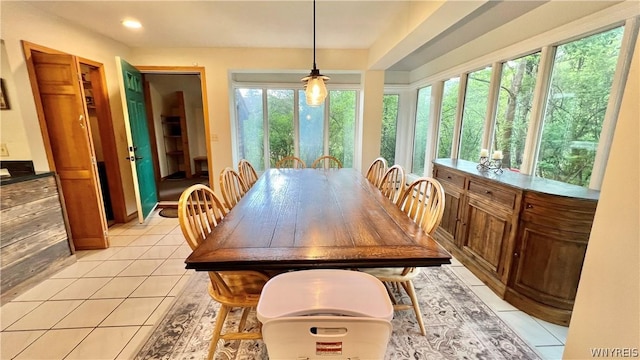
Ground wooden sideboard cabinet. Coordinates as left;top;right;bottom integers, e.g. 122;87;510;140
432;159;598;325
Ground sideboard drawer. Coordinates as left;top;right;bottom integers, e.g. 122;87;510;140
434;166;465;188
521;192;597;230
468;179;518;209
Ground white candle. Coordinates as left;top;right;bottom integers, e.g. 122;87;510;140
492;150;503;160
480;149;489;157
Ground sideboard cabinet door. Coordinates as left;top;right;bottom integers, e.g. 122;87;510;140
433;166;466;248
505;192;596;325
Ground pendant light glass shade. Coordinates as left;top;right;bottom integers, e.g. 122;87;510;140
302;71;329;106
302;0;329;107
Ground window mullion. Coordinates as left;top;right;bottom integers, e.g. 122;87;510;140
521;45;556;175
429;81;444;173
354;90;363;171
451;73;468;159
430;81;444;175
324;94;330;155
483;62;503;151
294;89;300;157
262;89;270;169
590;18;639;190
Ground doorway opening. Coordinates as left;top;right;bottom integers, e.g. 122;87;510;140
140;70;210;205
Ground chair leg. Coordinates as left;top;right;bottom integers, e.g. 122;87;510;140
383;282;399;305
238;307;251;332
393;282;401;294
403;280;426;336
208;304;231;360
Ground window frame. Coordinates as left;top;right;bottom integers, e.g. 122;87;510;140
231;82;361;170
402;12;638;190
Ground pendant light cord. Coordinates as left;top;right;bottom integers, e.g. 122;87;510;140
313;0;317;71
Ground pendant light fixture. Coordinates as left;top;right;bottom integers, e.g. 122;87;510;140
301;0;329;106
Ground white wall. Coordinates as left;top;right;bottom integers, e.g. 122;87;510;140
360;70;385;171
129;47;372;189
563;32;640;359
0;1;381;209
0;40;31;161
0;1;138;215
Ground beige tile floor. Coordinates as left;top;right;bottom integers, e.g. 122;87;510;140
0;209;567;359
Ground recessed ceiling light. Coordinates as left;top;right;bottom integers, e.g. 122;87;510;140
122;19;142;29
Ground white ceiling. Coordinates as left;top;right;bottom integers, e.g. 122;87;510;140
21;1;623;72
23;1;411;49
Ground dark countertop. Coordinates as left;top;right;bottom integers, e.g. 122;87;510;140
433;159;599;201
0;171;55;186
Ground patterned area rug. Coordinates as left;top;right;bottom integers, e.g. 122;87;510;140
135;267;541;360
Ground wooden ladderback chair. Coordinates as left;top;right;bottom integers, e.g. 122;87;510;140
219;167;248;210
378;165;406;205
238;159;259;189
178;184;268;360
275;156;306;169
178;184;228;251
366;157;388;187
361;177;445;336
310;155;343;169
397;177;445;235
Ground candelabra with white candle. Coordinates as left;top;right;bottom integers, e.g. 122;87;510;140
477;149;504;174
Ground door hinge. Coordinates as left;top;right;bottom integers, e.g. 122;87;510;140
91;156;97;165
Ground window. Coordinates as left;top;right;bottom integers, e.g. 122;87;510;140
437;77;460;158
329;90;356;167
412;86;431;175
235;87;358;169
459;67;491;161
493;52;540;170
267;89;294;168
381;94;399;164
536;27;624;186
235;88;265;170
298;90;325;167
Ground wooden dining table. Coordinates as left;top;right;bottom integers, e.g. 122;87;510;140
185;168;451;272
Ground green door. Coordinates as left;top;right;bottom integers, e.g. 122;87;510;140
117;57;158;222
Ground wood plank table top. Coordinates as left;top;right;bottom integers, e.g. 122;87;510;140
185;168;451;271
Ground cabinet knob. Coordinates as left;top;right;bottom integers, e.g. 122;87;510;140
485;190;492;195
447;176;452;179
514;252;519;257
526;204;534;209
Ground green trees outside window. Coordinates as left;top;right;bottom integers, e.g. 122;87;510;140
437;77;460;158
235;88;265;170
239;24;625;188
298;90;325;167
537;26;623;186
412;86;431;175
235;88;357;169
381;94;399;165
494;52;540;170
460;67;491;161
267;90;295;168
329;91;356;168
